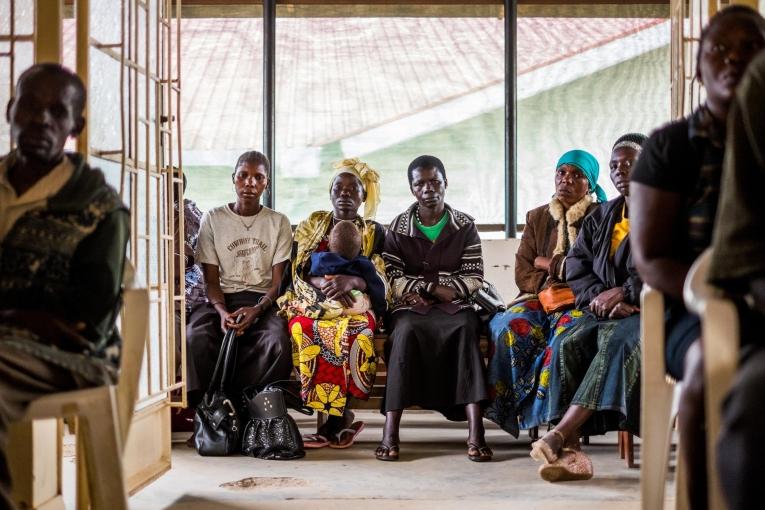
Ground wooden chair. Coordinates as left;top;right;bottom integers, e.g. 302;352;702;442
683;249;739;510
14;262;149;509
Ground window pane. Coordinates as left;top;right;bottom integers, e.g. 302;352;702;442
89;47;123;151
0;42;33;154
181;18;264;215
92;0;121;45
274;12;505;226
517;17;670;223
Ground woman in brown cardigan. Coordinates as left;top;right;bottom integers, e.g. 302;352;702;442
485;150;602;438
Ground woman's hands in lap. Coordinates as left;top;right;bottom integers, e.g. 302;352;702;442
431;285;459;303
608;302;639;319
534;256;552;272
590;288;625;318
400;285;456;306
402;291;434;307
219;306;263;335
318;275;365;307
589;288;639;319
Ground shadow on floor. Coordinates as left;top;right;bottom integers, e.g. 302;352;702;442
165;495;248;509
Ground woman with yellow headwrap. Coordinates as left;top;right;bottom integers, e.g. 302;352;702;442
278;158;389;448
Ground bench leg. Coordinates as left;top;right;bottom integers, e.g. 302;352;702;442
624;432;635;468
528;427;539;441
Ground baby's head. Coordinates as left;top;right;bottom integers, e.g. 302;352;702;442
329;220;362;260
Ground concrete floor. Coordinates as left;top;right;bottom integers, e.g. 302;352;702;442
71;411;677;509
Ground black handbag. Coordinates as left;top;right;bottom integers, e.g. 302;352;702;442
241;381;313;460
473;280;506;320
193;322;242;456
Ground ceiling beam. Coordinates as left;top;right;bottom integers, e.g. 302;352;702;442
63;1;670;18
174;2;670;18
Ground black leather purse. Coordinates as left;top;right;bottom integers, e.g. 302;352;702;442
193;322;242;456
241;381;313;460
473;280;506;321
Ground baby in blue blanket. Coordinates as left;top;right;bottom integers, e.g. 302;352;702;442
308;220;386;317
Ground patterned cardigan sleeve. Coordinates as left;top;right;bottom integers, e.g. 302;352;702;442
382;229;426;299
433;222;483;298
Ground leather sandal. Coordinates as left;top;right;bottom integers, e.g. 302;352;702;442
302;433;330;449
467;442;493;462
329;421;365;449
375;442;400;461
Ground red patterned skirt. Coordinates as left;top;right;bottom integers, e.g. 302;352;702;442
289;312;377;416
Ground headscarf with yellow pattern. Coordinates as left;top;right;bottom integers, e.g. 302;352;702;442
330;158;381;220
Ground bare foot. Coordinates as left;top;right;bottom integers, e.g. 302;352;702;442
530;429;565;463
541;429;565;453
564;432;582;452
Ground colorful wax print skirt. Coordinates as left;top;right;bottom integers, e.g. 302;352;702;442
289;312;377;416
486;298;587;437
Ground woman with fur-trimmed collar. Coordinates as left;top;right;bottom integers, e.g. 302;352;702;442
486;150;601;439
530;134;647;482
377;156;489;462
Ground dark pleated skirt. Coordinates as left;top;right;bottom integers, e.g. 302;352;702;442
186;291;292;407
381;308;488;421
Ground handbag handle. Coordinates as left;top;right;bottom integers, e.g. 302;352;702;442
205;315;241;397
261;380;315;416
219;315;246;391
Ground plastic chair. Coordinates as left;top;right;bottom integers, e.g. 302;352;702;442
640;284;687;510
683;248;739;510
18;262;149;509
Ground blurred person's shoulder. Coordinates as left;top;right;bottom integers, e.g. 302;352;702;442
631;116;695;193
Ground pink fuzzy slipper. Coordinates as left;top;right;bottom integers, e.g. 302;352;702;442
538;448;594;482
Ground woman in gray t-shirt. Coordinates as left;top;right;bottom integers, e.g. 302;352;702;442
186;151;293;413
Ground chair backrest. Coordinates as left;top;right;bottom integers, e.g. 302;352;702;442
640;284;668;379
683;248;718;315
481;238;522;305
116;260;150;445
683;248;739;510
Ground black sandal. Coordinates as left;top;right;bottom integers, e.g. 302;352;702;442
467;441;493;462
375;442;400;461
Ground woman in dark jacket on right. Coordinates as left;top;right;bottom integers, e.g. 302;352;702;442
529;133;646;482
631;7;765;507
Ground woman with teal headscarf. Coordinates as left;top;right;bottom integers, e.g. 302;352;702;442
485;149;601;440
